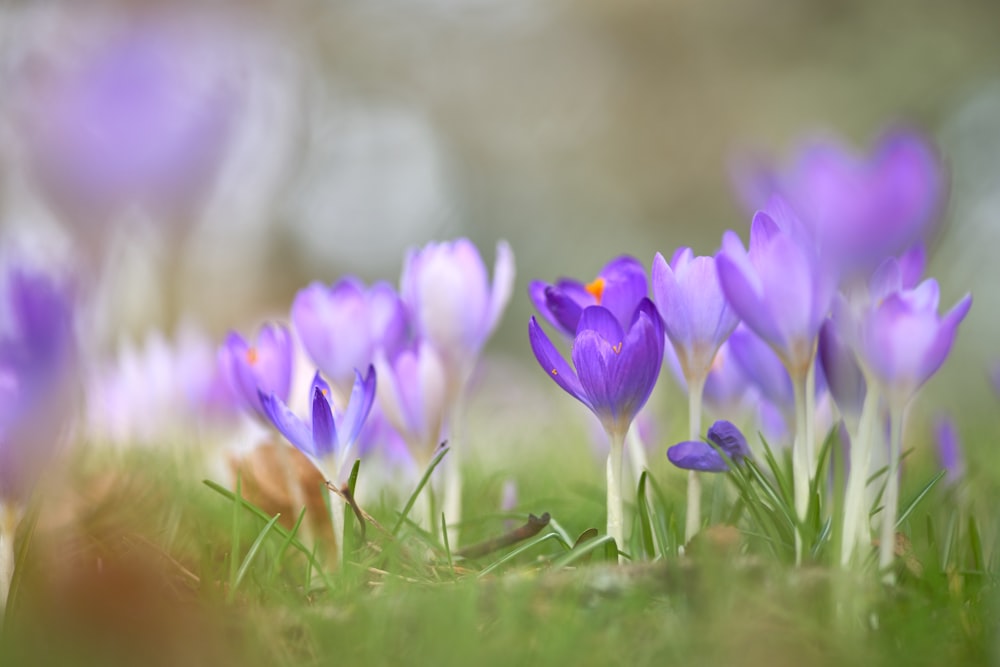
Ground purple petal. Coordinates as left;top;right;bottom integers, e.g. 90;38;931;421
667;440;728;473
528;317;590;410
310;386;337;460
597;256;648;328
543;286;586;337
818;318;866;416
259;391;315;458
706;420;750;461
487;240;516;335
605;302;664;430
339;365;377;452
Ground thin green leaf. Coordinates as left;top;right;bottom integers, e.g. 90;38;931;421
203;479;333;590
392;447;450;535
551;536;618;569
636;471;655;559
230;514;281;601
896;470;946;528
477;533;567;578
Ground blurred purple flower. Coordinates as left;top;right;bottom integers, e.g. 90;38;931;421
0;270;77;503
13;17;238;229
373;340;448;467
292;278;408;394
530;256;647;337
401;238;514;388
735;129;945;277
259;367;376;481
848;279;971;408
652;248;739;383
529;299;664;440
218;323;293;421
933;414;964;485
668;420;751;473
717;199;836;378
818;318;866;419
728;326;794;414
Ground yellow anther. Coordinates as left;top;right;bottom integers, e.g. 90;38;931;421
551;368;558;376
612;341;623;355
585;277;607;304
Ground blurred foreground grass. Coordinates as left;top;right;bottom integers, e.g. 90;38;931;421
0;432;994;667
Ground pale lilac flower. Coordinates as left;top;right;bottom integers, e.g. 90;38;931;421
373;340;448;467
259;367;376;483
652;248;739;383
401;238;514;388
735;129;944;277
716;199;836;378
292;278;407;393
218;323;293;421
850;280;971;409
13;16;238;228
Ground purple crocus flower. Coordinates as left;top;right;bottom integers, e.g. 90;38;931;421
259;366;376;483
0;270;77;503
668;421;751;473
13;16;238;229
735;129;944;277
373;340;448;467
817;318;866;419
852;279;971;409
401;238;514;388
652;248;739;383
728;326;795;415
530;256;648;337
292;277;407;394
218;323;293;421
717;199;836;379
529;299;664;441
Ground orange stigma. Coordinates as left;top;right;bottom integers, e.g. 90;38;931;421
585;277;607;304
245;347;259;365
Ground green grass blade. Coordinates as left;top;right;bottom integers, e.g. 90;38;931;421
203;480;334;590
392;447;450;535
229;514;281;601
477;532;567;578
230;474;243;589
551;535;618;569
636;471;656;559
896;470;945;528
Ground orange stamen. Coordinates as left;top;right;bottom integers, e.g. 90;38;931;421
585;277;607;304
245;347;259;365
612;341;622;355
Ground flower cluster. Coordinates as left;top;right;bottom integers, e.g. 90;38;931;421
219;239;514;547
529;128;970;571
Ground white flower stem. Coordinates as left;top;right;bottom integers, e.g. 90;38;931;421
606;430;626;563
685;375;706;544
791;372;811;565
328;485;344;566
805;360;817;472
879;403;905;583
840;385;880;567
0;502;20;615
442;395;466;548
627;422;663;557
